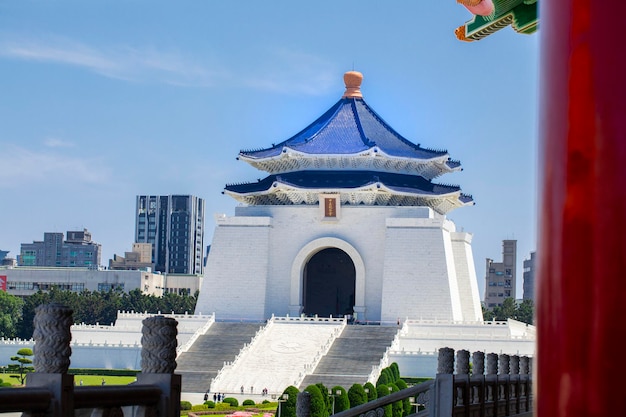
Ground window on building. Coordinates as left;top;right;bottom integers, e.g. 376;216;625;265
505;268;512;276
98;283;125;292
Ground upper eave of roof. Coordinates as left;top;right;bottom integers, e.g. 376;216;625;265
240;97;450;162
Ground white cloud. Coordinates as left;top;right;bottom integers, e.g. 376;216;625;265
0;144;111;188
240;47;338;96
44;137;74;148
0;34;337;95
0;34;222;87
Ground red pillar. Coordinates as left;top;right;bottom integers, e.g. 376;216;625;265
537;1;626;416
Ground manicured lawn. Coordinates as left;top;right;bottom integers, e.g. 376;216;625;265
0;373;136;386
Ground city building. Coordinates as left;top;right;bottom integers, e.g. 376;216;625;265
109;243;154;271
19;229;102;268
484;239;517;308
0;266;202;297
135;195;205;275
523;251;536;301
195;71;483;322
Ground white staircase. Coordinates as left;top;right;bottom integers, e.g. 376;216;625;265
210;316;345;395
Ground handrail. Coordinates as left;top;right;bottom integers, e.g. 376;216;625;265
0;387;52;413
332;382;436;417
73;384;162;408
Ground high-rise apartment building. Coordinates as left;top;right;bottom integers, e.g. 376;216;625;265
19;229;102;268
135;195;204;275
522;251;536;301
484;239;517;308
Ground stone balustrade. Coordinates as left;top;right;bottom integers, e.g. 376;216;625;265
0;303;181;417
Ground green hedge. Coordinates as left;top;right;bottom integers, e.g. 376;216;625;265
68;369;139;377
222;397;239;407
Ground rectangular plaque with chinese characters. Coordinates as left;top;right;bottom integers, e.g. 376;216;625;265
324;198;337;217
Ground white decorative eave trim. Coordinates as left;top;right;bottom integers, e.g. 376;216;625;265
224;182;472;215
238;147;460;180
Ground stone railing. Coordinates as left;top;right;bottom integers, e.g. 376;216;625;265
176;313;215;357
297;347;532;417
0;303;181;417
292;317;346;388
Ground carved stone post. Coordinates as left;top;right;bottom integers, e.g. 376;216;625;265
296;391;311;417
141;316;178;374
136;316;181;417
520;356;529;375
32;303;73;373
456;350;470;375
472;351;485;376
25;303;75;417
437;347;455;374
486;353;498;375
435;348;454;417
498;354;510;375
510;356;520;375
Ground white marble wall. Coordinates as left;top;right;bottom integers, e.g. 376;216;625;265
196;204;483;323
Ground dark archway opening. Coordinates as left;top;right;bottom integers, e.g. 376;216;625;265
303;248;355;317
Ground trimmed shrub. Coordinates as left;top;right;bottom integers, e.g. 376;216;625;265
376;384;393;417
394;379;411;416
330;386;349;414
376;371;389;386
242;399;255;406
204;401;216;408
388;383;403;417
262;400;271;404
304;384;329;417
364;382;377;401
315;382;331;415
68;369;139;377
348;383;367;408
390;363;400;382
222;397;239;407
180;401;192;411
277;385;300;417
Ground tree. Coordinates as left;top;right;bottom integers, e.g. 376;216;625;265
494;298;518;320
482;305;495;321
8;347;34;384
0;290;24;338
17;290;49;339
515;299;534;324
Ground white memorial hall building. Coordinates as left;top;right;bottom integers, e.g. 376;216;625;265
195;71;483;324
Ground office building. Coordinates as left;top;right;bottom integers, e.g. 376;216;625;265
484;239;517;308
523;251;536;301
135;195;204;275
19;229;102;268
109;243;154;271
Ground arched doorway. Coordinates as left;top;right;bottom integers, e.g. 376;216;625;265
303;248;356;317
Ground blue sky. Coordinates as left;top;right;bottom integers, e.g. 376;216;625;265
0;1;539;299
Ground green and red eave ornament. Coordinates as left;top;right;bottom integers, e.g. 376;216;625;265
456;0;538;42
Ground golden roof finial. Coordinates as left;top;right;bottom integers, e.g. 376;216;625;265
342;71;363;99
